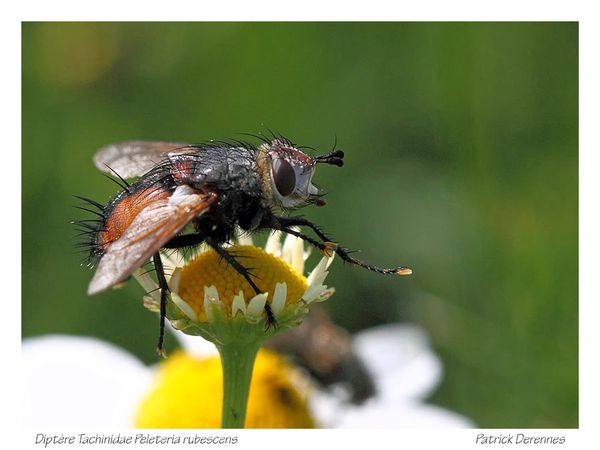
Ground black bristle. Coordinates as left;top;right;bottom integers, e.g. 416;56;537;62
73;195;105;210
73;206;105;218
103;164;131;191
103;173;130;192
72;194;107;268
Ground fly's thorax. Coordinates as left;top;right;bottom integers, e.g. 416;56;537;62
168;148;261;196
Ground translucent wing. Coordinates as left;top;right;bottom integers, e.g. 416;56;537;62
93;140;198;178
87;186;217;295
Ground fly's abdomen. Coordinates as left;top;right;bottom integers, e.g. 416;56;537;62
74;170;176;267
98;184;174;251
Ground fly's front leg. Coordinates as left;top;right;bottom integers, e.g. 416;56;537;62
277;216;411;276
277;216;332;243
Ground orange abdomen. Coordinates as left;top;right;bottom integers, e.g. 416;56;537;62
99;185;173;250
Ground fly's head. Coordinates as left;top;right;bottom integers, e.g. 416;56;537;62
258;138;344;210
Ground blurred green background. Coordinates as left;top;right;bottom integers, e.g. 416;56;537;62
22;22;578;428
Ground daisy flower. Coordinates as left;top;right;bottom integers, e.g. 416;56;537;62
135;229;335;342
134;230;335;428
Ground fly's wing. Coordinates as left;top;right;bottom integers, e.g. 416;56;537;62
93;140;199;179
87;186;217;295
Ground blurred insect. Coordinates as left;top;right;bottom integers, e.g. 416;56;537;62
267;304;376;404
73;135;412;356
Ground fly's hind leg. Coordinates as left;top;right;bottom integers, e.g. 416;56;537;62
153;233;207;358
153;252;169;358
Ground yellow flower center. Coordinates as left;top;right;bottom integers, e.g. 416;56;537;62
178;245;308;321
135;349;315;428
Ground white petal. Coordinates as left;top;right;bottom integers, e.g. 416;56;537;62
203;286;223;322
168;267;182;293
246;293;268;322
265;231;283;257
325;252;335;269
303;245;313;262
306;256;330;286
330;398;474;428
231;290;247;317
314;286;335;303
271;282;287;316
281;227;301;265
311;271;329;290
170;292;198;321
235;230;254;246
302;283;327;304
160;251;184;276
204;285;220;303
353;324;442;401
303;260;331;303
22;335;153;428
142;295;160;312
132;268;160;302
290;236;305;273
308;389;344;428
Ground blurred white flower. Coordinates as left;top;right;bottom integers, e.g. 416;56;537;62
309;324;474;428
22;324;472;428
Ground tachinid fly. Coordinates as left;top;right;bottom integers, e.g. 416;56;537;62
74;136;412;356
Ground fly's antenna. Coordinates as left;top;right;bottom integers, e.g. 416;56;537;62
315;150;345;167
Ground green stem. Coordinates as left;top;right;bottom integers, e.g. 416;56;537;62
218;342;260;428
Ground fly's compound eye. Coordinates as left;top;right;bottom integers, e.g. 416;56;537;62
272;158;296;197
